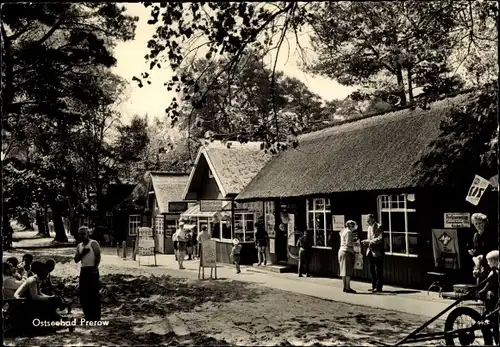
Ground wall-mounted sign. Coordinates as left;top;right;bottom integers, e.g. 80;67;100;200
466;174;491;206
269;238;275;254
332;215;345;231
287;214;295;246
431;229;461;269
200;200;224;212
444;213;471;228
361;215;370;232
106;212;113;217
234;201;263;212
168;201;188;213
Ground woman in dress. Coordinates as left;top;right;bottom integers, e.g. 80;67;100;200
338;220;358;293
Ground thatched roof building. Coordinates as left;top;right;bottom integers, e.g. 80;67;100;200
236;93;475;201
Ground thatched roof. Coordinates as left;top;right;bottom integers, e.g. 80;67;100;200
149;172;189;214
236;93;474;201
183;140;272;199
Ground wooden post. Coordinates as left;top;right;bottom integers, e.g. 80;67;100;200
122;241;127;258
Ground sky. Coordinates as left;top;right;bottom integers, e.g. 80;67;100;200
112;3;356;124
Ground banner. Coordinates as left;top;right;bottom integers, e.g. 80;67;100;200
361;215;370;232
466;175;491;206
431;229;461;269
201;240;217;267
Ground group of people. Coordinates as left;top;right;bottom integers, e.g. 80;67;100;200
3;253;70;323
172;222;211;269
296;214;385;294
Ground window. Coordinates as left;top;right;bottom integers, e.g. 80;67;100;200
128;215;141;236
234;213;258;242
306;198;333;248
378;194;417;257
155;216;164;235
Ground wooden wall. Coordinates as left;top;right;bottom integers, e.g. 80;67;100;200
276;188;491;290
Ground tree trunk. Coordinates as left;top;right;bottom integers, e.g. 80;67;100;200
35;209;49;236
51;203;68;242
407;68;414;103
396;65;407;106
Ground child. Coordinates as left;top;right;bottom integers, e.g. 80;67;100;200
186;231;193;260
231;238;242;274
477;250;499;314
3;262;24;299
6;257;23;280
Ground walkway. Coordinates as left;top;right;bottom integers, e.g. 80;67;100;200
105;250;454;320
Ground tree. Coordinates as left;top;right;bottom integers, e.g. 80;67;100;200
137;1;496;149
414;82;498;188
1;4;138;241
174;52;324;154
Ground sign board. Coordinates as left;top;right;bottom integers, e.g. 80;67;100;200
444;213;471;229
201;240;217;267
269;238;275;254
361;215;370;232
332;215;345;231
106;212;113;217
137;227;155;257
431;229;461;269
287;214;295;246
466;175;490;206
168;201;188;212
200;200;224;212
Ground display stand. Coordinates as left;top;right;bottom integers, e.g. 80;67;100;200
136;227;157;266
198;240;217;280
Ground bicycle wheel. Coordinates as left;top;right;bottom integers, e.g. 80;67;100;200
287;232;302;260
444;306;494;346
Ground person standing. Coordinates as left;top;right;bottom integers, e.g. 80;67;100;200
362;214;385;292
254;222;269;266
338;220;358;293
192;227;199;259
468;213;496;284
74;226;101;321
174;224;187;269
296;230;313;277
231;238;242;274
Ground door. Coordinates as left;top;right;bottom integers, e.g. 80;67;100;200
155;216;165;253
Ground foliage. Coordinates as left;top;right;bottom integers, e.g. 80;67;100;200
138;1;496;150
414;82;498;188
1;4;138;238
174;52;324;152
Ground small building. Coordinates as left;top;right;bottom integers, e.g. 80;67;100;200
145;171;190;254
236;93;498;289
181;140;271;265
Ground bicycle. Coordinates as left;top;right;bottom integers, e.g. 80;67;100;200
287;231;303;260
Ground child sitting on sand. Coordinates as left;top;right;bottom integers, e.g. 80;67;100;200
231;238;242;274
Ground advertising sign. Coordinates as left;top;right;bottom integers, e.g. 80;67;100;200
269;238;275;254
431;229;461;269
201;240;217;267
361;215;370;232
466;175;491;206
137;227;155;256
444;213;471;229
168;201;188;212
200;200;224;212
287;214;295;246
332;215;345;231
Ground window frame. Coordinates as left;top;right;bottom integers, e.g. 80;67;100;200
306;198;332;249
128;214;141;236
378;194;418;257
234;212;258;242
154;216;164;235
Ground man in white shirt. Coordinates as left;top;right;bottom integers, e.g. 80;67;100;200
74;226;101;321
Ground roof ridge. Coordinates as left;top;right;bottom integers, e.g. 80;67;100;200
149;171;190;176
299;88;476;141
